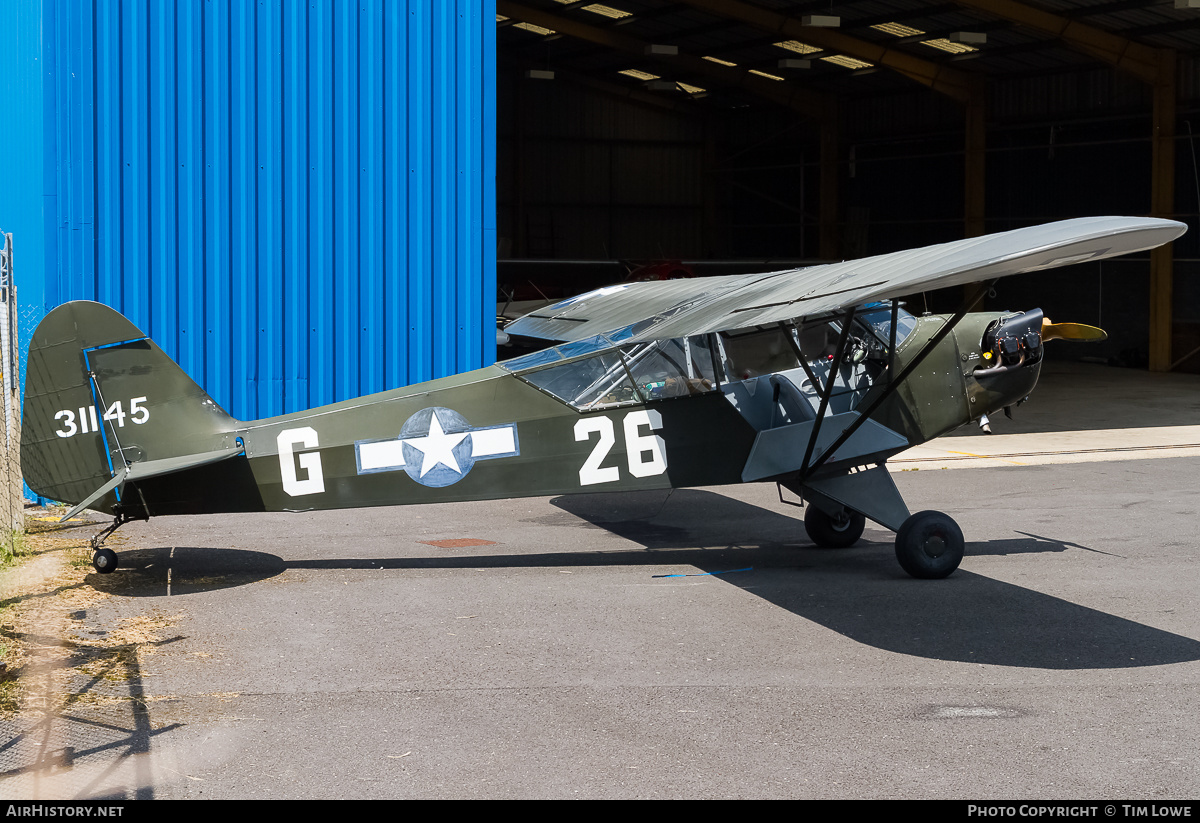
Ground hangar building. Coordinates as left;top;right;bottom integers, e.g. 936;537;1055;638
1;0;1198;428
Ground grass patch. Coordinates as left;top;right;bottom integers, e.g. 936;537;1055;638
0;523;29;712
0;675;17;714
0;599;15;714
0;516;92;717
0;528;31;567
0;515;179;718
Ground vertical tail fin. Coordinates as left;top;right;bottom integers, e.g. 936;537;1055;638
21;301;242;513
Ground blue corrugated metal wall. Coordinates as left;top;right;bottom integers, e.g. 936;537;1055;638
0;0;497;421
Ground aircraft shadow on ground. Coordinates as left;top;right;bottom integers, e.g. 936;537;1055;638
547;489;1200;671
93;489;1200;671
87;547;288;596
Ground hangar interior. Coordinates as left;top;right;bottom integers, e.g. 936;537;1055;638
495;0;1200;373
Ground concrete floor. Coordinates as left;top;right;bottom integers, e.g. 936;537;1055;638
2;361;1198;799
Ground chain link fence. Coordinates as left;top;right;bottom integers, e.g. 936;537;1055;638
1;232;25;544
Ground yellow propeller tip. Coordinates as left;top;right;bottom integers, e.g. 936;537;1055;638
1042;320;1107;342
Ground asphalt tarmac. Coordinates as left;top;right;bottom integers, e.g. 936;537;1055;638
3;362;1199;799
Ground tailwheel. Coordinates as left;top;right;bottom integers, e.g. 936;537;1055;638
86;510;144;575
804;505;866;548
895;510;964;579
92;548;119;574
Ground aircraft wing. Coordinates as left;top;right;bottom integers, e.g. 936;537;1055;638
502;277;755;343
503;217;1185;343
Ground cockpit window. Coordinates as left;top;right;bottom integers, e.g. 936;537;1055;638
520;349;642;409
623;338;717;401
513;337;720;409
505;302;911;410
719;326;801;381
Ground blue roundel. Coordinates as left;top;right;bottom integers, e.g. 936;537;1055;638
399;407;476;488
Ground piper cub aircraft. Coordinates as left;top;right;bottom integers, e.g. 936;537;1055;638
22;216;1185;579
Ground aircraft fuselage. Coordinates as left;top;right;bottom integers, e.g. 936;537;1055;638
112;307;1042;518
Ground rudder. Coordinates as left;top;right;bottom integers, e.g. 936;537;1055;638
22;301;241;514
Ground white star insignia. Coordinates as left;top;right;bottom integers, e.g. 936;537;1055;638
403;413;469;477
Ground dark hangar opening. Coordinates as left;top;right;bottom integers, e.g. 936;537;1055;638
496;0;1200;373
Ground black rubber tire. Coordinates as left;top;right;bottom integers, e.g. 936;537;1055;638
804;505;866;548
92;548;119;574
894;510;964;579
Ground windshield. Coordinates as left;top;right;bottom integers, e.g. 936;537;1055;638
856;304;917;347
499;333;615;373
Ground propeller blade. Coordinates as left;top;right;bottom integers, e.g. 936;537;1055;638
1041;318;1108;342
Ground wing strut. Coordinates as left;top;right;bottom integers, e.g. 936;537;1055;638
800;280;996;479
799;306;857;475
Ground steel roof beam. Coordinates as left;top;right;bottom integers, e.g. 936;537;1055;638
674;0;987;245
502;59;700;115
677;0;984;104
497;1;833;119
498;0;842;256
951;0;1161;83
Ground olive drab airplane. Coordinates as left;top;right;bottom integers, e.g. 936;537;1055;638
21;216;1186;579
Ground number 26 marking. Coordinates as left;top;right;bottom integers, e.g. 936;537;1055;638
574;410;667;486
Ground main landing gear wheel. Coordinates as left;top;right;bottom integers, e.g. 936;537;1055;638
91;548;119;574
894;510;964;579
804;506;866;548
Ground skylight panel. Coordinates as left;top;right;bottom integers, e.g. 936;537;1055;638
553;0;632;19
513;21;555;36
872;22;924;37
774;40;821;55
749;69;785;81
921;38;978;54
582;4;632;19
702;56;737;67
870;21;981;54
820;55;873;69
619;69;660;81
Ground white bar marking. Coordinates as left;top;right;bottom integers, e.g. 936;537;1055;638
358;439;408;472
470;426;516;457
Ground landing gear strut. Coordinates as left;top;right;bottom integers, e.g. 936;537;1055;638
88;510;146;574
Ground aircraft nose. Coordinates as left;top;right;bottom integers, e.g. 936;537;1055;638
974;308;1045;377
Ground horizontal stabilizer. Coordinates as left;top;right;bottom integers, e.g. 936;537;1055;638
59;445;246;522
60;471;128;523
